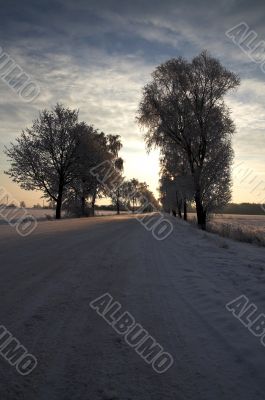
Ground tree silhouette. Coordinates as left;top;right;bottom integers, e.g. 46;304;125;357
5;104;80;219
138;51;239;229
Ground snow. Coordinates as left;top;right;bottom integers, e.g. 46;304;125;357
213;213;265;228
188;212;265;232
0;214;264;399
0;208;124;225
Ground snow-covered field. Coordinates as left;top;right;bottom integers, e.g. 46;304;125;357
187;212;265;229
0;208;57;225
0;214;265;399
1;208;264;228
208;214;265;246
213;213;265;229
186;213;265;245
0;208;126;225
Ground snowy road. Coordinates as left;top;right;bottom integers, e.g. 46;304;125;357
0;214;265;399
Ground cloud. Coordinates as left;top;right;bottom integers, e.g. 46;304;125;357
0;0;265;204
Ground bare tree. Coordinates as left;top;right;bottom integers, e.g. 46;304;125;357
66;123;107;217
160;141;193;220
5;104;80;219
110;157;124;215
114;179;159;213
159;176;179;217
66;128;123;217
20;201;26;208
138;51;239;229
123;179;150;213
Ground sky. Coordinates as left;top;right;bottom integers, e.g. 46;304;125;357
0;0;264;206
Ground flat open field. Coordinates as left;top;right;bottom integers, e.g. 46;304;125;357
213;214;265;229
1;209;264;228
0;208;126;225
187;213;265;235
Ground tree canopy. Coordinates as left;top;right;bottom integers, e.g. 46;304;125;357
138;51;240;229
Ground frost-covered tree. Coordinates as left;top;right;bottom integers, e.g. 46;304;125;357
109;157;124;215
113;179;159;213
138;51;239;229
160;141;193;220
66;128;123;217
5;104;123;220
5;104;80;219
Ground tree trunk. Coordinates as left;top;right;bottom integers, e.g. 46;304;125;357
195;194;206;230
116;189;120;215
56;190;63;219
183;199;187;221
177;207;182;219
176;193;182;218
91;190;96;217
81;196;85;216
116;198;120;215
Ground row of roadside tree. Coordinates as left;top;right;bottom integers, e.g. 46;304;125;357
5;50;240;229
138;51;240;229
5;104;158;219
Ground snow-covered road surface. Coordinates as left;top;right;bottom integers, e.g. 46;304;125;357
0;214;265;400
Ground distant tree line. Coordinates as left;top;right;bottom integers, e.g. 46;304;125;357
5;104;158;219
217;203;265;215
109;177;160;214
138;51;240;229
